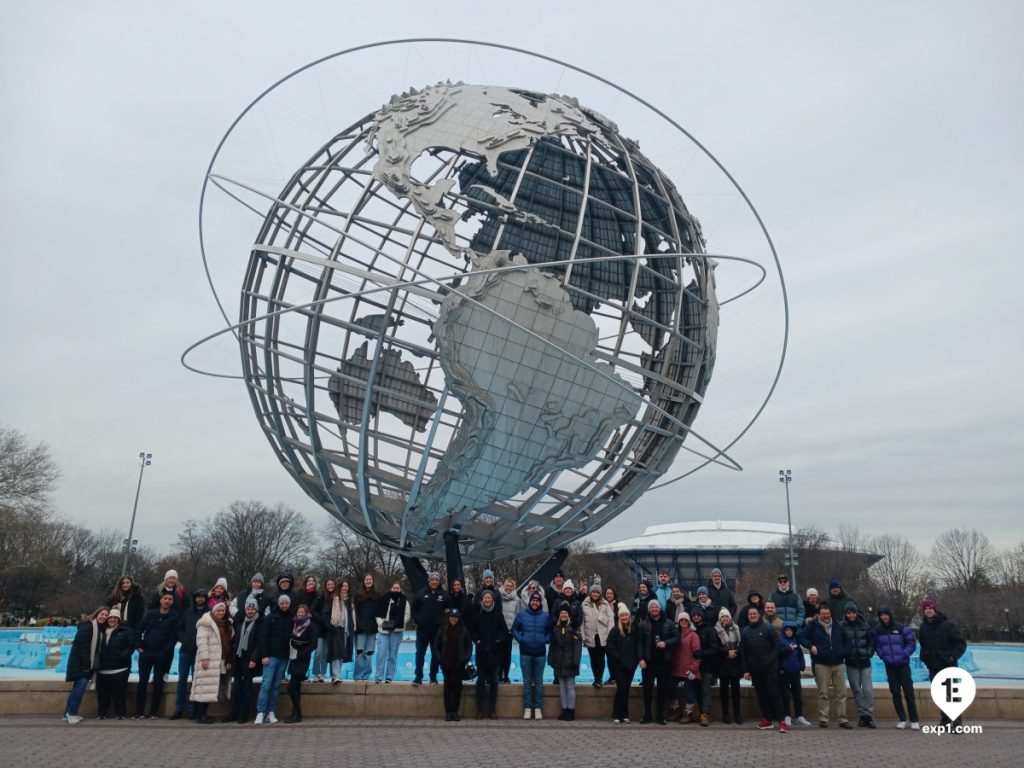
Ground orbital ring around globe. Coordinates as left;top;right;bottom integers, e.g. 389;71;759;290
191;39;789;561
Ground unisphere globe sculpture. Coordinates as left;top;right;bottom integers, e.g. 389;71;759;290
232;81;723;562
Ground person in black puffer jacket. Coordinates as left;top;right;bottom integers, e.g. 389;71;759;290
715;607;743;723
284;603;319;723
412;572;450;685
690;609;721;725
229;596;264;723
95;607;135;719
636;600;678;724
108;576;146;629
255;593;296;723
548;603;583;721
841;604;876;728
434;609;473;721
739;607;785;729
606;604;638;723
470;590;507;719
352;574;380;681
135;593;180;719
919;598;967;726
737;589;765;629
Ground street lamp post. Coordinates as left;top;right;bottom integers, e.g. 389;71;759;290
120;452;152;578
779;469;797;591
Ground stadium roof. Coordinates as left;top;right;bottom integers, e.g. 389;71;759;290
595;520;790;553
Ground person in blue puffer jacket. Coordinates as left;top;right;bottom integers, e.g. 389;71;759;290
799;605;852;727
778;621;809;726
872;606;920;729
512;592;550;720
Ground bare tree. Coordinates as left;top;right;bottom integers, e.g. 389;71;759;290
930;528;997;593
175;501;315;589
0;427;61;514
866;534;931;620
313;518;404;587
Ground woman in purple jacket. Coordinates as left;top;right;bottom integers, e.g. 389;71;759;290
872;606;920;729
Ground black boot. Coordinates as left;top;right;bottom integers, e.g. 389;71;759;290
195;704;214;724
733;699;743;725
567;708;575;721
558;708;568;720
285;708;302;723
721;695;732;724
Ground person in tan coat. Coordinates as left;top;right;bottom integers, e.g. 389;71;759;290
191;601;232;723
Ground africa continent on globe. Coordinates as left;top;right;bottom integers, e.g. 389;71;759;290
237;82;718;561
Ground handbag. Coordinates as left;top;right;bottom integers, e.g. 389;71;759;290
380;599;396;632
462;663;477;681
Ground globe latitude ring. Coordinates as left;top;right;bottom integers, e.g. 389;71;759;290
192;39;788;562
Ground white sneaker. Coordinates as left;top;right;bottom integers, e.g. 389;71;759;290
896;721;906;729
266;712;278;724
64;715;83;724
622;717;631;723
254;713;265;724
910;722;920;730
796;716;811;726
524;708;532;720
784;716;792;726
534;709;542;720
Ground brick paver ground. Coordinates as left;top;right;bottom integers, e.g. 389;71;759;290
2;716;1022;768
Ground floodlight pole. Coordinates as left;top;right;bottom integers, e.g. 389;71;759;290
120;452;152;578
779;469;797;591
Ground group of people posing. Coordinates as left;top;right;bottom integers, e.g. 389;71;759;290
62;566;966;731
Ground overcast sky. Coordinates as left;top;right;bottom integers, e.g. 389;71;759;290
3;1;1022;563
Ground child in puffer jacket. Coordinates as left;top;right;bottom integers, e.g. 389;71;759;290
778;621;809;726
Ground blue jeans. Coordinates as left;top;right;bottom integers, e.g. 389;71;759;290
375;632;402;681
256;656;287;714
520;654;545;709
847;665;874;717
174;650;196;713
64;676;89;717
353;632;377;680
312;638;328;680
414;629;440;682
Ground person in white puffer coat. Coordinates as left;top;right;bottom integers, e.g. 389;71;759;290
580;581;614;688
191;601;232;723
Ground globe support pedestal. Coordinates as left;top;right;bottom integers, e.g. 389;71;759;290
443;531;465;593
400;554;429;595
522;548;570;593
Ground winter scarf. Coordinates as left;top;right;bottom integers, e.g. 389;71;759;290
330;595;349;628
236;615;257;657
212;612;231;661
715;621;740;649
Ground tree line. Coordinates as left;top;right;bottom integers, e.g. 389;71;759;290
736;524;1024;640
2;425;1021;640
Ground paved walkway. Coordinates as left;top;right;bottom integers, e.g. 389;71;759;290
2;717;1023;767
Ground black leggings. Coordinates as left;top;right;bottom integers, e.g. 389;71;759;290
443;674;464;714
612;663;636;720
